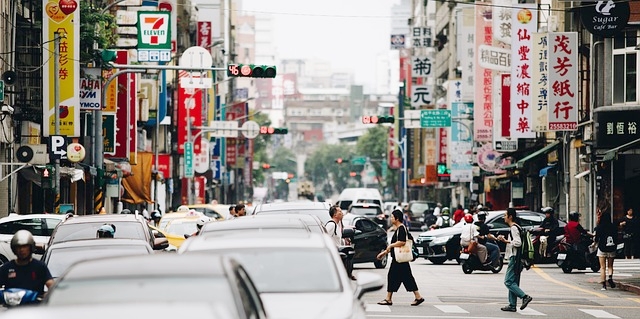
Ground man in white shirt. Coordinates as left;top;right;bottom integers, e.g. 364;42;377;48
497;208;533;312
326;205;356;280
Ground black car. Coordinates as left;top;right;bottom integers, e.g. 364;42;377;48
415;210;564;264
347;203;388;229
406;201;437;230
343;213;389;269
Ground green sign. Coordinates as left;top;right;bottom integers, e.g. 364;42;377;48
102;115;116;155
0;80;4;102
137;11;172;62
382;159;388;178
420;110;451;128
351;156;367;165
184;142;194;178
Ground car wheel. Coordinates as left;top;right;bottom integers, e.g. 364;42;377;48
374;252;388;269
590;262;601;273
428;257;446;265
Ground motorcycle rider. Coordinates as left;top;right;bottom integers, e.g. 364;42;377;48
476;211;500;266
96;224;116;238
431;207;452;229
460;214;489;265
0;230;54;297
564;211;592;257
189;216;211;237
539;207;560;257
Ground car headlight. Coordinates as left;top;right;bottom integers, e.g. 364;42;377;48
431;235;452;245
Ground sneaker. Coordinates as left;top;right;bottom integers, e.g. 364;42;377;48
601;286;607;291
520;295;533;310
501;306;517;312
608;278;616;289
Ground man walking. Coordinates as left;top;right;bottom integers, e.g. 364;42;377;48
326;205;356;280
497;208;533;312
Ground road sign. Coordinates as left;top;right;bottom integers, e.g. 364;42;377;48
241;120;260;139
208;121;238;138
179;76;213;89
0;80;4;102
211;159;221;179
420;110;451;128
49;135;67;160
184;141;194;178
351;156;367;165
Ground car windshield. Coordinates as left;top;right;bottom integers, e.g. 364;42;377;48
47;277;235;307
350;207;380;216
258;209;331;224
166;220;198;236
51;222;146;244
198;248;341;293
410;203;429;214
46;245;150;278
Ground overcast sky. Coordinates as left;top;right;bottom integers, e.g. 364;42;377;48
241;0;396;91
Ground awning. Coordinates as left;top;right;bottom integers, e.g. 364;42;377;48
602;137;640;161
574;170;590;179
502;140;561;169
539;165;557;177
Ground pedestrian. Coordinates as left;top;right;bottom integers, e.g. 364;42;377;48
619;208;640;259
595;210;618;290
496;208;533;312
235;204;246;217
325;205;355;280
376;209;424;306
453;204;465;225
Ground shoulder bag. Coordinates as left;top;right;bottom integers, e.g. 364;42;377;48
394;225;414;263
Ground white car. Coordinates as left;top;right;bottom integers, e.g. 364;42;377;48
0;213;67;264
179;232;384;319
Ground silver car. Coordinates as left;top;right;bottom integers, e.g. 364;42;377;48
179;232;383;319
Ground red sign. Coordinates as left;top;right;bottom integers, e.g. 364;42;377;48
181;176;206;205
177;71;203;154
196;21;211;48
501;74;511;137
107;51;136;159
438;128;448;163
157;154;172;178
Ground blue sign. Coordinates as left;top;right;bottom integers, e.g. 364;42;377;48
211;138;221;157
212;160;221;180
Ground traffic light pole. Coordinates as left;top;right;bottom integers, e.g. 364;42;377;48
53;32;61;214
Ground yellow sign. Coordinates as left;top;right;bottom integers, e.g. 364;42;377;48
103;69;117;112
42;0;80;137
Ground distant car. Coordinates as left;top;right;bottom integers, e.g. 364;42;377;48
0;213;66;264
250;213;327;234
186;204;226;221
42;254;267;319
42;238;153;278
159;210;204;230
253;201;332;223
47;214;168;251
179;232;383;319
348;203;388;229
407;200;437;230
342;213;389;269
199;216;312;236
336;188;383;211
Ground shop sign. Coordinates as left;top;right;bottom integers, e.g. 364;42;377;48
580;1;630;38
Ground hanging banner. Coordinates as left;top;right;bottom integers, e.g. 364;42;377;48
548;32;578;131
451;102;474;182
510;2;537;138
473;0;494;142
42;0;80;137
458;7;475;101
532;33;549;132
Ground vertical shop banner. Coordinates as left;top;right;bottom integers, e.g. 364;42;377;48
411;25;432;48
451;102;474;182
109;51;137;160
102;69;118;112
458;7;475;101
42;0;80;137
548;32;578;131
474;0;494;141
158;0;178;53
494;74;518;152
493;0;512;45
510;2;537;138
197;21;211;47
532;33;549;132
425;129;437;184
177;71;203;154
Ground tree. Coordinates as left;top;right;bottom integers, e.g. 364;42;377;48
251;112;271;185
356;126;391;196
305;143;353;196
80;1;118;64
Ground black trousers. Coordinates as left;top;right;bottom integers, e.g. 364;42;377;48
387;260;418;292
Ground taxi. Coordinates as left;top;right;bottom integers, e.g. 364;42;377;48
149;224;180;251
187;204;227;221
158;209;204;230
159;210;205;249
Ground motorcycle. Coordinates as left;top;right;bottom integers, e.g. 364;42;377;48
0;288;41;307
459;245;504;274
530;227;565;263
556;235;600;273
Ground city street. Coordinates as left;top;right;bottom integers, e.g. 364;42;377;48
355;232;640;319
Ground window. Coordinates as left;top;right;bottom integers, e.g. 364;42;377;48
612;31;639;104
355;219;378;232
519;214;543;227
0;218;47;236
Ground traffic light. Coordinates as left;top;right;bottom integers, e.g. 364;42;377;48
41;165;53;189
227;64;277;78
362;115;395;124
261;163;271;169
98;49;117;67
349;172;357;177
259;126;288;135
335;158;343;164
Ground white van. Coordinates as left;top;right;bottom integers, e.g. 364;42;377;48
336;188;384;211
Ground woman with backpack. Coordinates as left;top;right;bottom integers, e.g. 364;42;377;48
594;210;618;290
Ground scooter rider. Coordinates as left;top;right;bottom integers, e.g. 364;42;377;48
0;230;54;297
460;214;489;265
565;211;592;253
476;211;500;265
539;207;559;257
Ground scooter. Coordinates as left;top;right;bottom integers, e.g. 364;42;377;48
460;245;504;274
0;288;40;307
556;236;600;273
530;227;565;263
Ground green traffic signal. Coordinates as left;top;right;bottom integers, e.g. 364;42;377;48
227;64;277;78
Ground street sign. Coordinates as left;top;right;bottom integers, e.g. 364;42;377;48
382;159;388;178
211;159;221;179
494;140;518;152
49;135;68;160
241;120;260;139
351;156;367;165
184;141;194;178
102;114;116;155
420;110;451;128
208;121;238;138
0;80;4;102
137;11;172;62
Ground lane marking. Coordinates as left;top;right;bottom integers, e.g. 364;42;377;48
434;305;468;313
532;266;608;298
365;304;392;312
578;309;620;318
517;307;546;316
627;298;640;304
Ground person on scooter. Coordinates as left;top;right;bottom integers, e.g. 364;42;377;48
476;211;500;266
0;230;54;297
539;207;560;258
565;211;593;257
460;213;489;265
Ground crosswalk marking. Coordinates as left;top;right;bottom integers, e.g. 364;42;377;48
434;305;468;313
579;309;620;318
518;307;546;316
364;304;391;312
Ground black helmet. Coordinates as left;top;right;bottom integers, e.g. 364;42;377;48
569;211;580;221
477;211;487;220
541;207;554;215
11;230;36;254
97;224;116;238
151;211;162;220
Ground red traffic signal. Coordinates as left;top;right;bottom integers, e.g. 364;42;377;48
335;158;343;164
260;126;288;135
362;115;394;124
349;172;357;177
262;163;270;169
227;64;277;78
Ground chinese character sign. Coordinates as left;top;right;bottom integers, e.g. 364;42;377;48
532;33;549;132
510;3;537;138
458;7;475;101
474;0;493;142
197;21;211;48
451;102;474;182
42;0;80;137
493;0;512;45
411;56;432;77
548;32;578;131
412;26;432;48
177;71;203;155
411;85;433;108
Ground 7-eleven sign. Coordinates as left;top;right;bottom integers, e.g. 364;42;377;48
137;11;171;50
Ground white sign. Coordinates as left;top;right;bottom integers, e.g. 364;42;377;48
79;68;102;110
411;85;433;108
208;121;238;138
411;56;432;77
411;26;432;48
492;0;512;45
241;121;260;139
548;32;578;131
403;110;422;129
457;7;475;102
478;45;511;72
532;33;549;132
50;135;67;160
193;137;210;174
179;76;213;89
510;3;537;138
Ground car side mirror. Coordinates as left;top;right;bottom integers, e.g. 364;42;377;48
342;228;355;239
152;230;166;238
34;243;46;255
153;237;169;250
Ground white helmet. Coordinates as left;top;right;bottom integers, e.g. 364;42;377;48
197;216;211;227
176;205;190;213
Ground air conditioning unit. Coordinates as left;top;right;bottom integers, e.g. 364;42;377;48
15;144;48;165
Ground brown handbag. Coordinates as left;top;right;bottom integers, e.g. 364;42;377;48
468;240;478;254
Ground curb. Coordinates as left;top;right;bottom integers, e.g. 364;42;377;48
617;281;640;295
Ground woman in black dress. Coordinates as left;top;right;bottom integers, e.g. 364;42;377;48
376;209;424;306
619;208;640;259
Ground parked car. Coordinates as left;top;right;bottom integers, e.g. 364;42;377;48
0;213;66;264
46;214;168;251
179;232;383;319
253;201;332;223
42;238;153;278
415;210;558;264
42;254;267;319
348;203;388;229
342;213;389;269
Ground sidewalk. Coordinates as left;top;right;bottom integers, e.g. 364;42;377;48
616;277;640;295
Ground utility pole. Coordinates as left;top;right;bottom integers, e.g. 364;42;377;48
53;32;61;214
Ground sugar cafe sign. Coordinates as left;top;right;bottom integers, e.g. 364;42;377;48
580;1;629;37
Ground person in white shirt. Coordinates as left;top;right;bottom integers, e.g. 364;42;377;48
325;205;355;280
497;208;533;312
459;214;488;264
